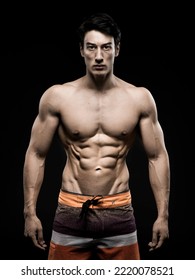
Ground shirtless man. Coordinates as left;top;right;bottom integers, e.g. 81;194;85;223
23;12;170;260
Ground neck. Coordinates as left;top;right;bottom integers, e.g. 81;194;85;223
85;72;116;91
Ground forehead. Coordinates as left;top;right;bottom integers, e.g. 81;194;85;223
84;30;114;45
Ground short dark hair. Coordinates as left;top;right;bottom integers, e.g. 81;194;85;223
77;12;121;47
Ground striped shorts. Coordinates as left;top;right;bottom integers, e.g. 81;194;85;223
48;190;140;260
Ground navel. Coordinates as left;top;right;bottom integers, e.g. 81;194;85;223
95;166;102;171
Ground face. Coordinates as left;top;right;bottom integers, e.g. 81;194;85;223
80;30;120;77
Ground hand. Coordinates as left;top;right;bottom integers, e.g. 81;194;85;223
24;215;47;250
148;217;169;251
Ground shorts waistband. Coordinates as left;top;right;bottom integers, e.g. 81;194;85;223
58;190;131;208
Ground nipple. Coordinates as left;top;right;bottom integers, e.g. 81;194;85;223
73;130;79;135
122;130;127;135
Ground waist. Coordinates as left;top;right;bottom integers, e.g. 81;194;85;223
58;190;131;208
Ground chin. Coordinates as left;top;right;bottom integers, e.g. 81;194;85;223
93;70;107;76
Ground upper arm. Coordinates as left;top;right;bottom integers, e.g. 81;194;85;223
138;89;167;159
27;87;60;157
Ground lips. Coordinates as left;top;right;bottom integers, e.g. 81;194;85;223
93;65;105;70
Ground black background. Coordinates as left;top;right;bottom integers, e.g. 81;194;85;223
0;3;193;260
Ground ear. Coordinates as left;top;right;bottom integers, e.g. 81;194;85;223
80;44;84;57
115;43;120;57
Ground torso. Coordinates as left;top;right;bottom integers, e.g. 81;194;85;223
54;76;142;195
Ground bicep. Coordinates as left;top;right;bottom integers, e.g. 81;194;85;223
139;116;166;159
136;88;167;159
28;112;59;157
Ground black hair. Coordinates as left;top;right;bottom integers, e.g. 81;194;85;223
77;12;121;47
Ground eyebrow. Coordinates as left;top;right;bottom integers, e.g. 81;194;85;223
86;42;113;46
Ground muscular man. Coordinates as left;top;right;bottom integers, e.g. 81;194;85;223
23;12;170;260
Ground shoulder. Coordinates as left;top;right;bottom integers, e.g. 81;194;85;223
117;77;156;105
132;86;155;104
39;79;81;104
40;83;73;100
132;86;157;117
37;81;79;116
118;78;157;115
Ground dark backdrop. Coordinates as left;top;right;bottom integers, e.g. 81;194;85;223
0;5;193;260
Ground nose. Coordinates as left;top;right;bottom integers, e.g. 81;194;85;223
95;48;103;64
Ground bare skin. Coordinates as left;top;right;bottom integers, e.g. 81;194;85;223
23;30;170;252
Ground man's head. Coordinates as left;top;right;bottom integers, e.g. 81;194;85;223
78;13;121;77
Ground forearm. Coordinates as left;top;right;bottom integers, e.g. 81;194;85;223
148;153;170;219
23;151;45;217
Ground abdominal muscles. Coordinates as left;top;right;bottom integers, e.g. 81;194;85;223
61;136;130;195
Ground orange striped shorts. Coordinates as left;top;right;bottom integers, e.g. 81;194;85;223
48;190;140;260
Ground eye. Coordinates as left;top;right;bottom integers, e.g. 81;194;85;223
103;45;112;51
87;45;96;51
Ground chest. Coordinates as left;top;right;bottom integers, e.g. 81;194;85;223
59;93;140;139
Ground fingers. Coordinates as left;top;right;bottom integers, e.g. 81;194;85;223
148;241;157;251
24;229;47;250
37;228;47;250
148;238;163;251
148;232;160;251
31;234;47;250
148;231;167;251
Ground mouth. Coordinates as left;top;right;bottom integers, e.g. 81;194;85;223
93;65;105;70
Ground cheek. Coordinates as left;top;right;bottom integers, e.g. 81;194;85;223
84;54;94;63
107;54;115;63
106;52;115;59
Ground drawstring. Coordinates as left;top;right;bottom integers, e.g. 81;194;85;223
79;195;103;219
